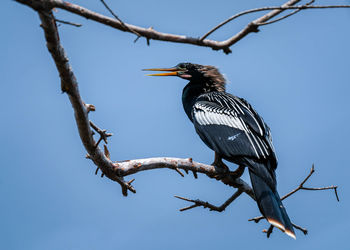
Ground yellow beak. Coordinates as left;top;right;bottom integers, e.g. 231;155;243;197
143;67;180;76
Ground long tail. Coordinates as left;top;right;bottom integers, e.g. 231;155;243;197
249;169;296;239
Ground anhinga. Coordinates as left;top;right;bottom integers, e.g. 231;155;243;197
144;63;296;239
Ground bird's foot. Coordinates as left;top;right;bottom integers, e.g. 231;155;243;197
210;153;229;180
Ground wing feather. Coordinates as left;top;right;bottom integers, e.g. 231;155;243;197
192;92;276;166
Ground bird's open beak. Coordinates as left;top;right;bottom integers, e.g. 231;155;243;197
143;67;180;76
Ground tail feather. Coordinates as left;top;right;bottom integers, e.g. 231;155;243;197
249;169;296;239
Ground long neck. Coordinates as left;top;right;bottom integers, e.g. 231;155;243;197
181;81;209;122
182;68;226;122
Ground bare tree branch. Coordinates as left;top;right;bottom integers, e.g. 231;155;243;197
174;189;244;212
169;163;335;237
114;157;255;199
89;121;113;146
200;0;302;41
257;0;315;26
14;0;350;54
35;9;135;196
13;0;342;237
248;165;339;237
281;164;339;201
201;1;350;40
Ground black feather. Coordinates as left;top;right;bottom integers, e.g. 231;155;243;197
154;62;297;238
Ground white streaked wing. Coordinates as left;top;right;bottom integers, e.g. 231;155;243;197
193;102;269;158
232;96;264;136
194;103;243;130
202;93;264;136
250;131;266;158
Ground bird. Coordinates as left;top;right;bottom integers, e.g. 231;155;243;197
143;62;296;239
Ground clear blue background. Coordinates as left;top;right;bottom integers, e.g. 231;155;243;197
2;0;349;249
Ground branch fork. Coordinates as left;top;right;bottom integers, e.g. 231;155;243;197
15;0;350;54
172;165;338;237
14;0;342;237
89;121;113;147
247;165;339;237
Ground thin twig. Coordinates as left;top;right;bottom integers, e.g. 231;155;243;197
281;164;315;200
201;1;303;41
300;186;339;201
263;222;307;238
281;164;339;201
200;3;350;40
127;178;135;185
257;0;315;26
54;18;82;27
89;121;113;146
292;223;308;235
84;103;96;113
192;170;198;179
263;225;274;238
174;167;185;177
248;216;265;223
200;7;284;41
249;164;339;237
100;0;141;37
259;9;302;26
175;189;244;212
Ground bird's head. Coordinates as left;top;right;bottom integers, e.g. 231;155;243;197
143;62;226;92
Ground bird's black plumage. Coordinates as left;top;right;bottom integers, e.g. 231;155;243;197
190;92;277;188
145;63;295;239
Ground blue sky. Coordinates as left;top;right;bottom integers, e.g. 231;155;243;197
2;0;349;249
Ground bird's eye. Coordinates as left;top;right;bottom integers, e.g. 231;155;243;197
177;63;185;69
